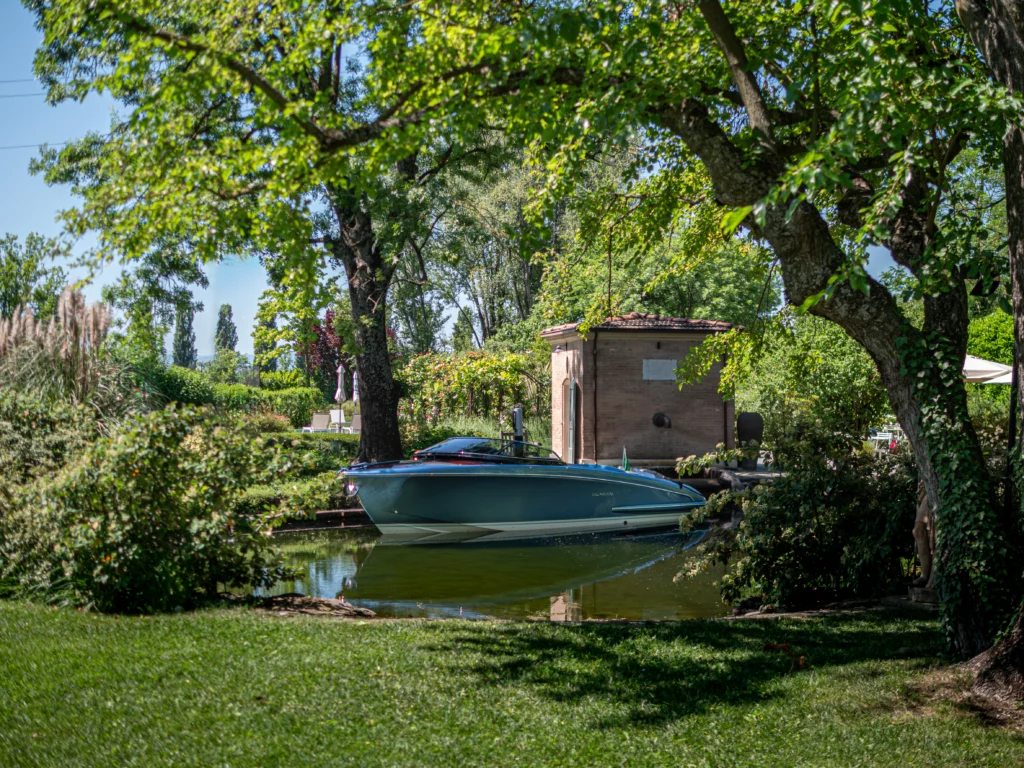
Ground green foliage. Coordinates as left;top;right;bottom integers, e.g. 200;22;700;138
537;234;780;334
895;330;1019;650
967;310;1013;366
0;232;68;320
967;385;1011;491
679;424;917;608
398;350;547;425
0;389;97;488
684;314;891;443
266;388;325;428
253;314;278;373
243;413;292;434
211;383;270;414
259;369;305;391
101;248;206;366
451;308;477;353
233;472;347;520
154;365;214;405
1;408;293;613
214;304;238;352
202;347;247;385
260;432;360;477
399;423;464;457
172;306;197;369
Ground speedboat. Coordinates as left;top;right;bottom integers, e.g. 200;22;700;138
339;436;705;536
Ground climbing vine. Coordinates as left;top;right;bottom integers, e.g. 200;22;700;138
398;351;548;423
895;327;1021;652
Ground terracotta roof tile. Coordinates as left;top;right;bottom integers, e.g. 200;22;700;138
540;313;735;338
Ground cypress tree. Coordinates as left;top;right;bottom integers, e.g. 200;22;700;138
171;306;197;368
214;304;238;352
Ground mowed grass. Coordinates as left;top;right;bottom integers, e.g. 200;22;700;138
0;603;1021;767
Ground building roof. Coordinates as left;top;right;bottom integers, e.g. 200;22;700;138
540;312;735;338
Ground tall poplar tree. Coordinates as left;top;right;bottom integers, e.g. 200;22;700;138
214;304;238;352
172;306;197;369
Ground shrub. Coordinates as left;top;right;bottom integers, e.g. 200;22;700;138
0;389;97;486
211;383;270;414
244;413;292;434
155;365;214;405
678;422;917;609
261;432;360;475
234;472;350;519
266;387;324;427
400;422;464;456
259;370;305;390
1;408;293;613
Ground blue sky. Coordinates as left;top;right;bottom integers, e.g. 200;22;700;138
0;3;270;356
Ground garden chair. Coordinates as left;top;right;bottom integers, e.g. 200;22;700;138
344;414;361;434
302;413;331;433
329;409;347;433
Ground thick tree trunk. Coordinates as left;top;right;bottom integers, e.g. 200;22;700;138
955;0;1024;692
329;193;404;463
348;279;403;462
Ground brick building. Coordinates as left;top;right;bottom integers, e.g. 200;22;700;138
540;313;735;465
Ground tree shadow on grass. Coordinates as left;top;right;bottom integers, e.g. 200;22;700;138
421;612;944;729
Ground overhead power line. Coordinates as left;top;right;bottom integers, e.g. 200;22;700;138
0;78;37;84
0;142;68;151
0;93;46;99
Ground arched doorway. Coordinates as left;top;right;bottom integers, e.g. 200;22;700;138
561;378;581;463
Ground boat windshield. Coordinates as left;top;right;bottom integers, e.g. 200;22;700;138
414;437;563;464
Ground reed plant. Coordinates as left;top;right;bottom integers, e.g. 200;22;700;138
0;288;144;420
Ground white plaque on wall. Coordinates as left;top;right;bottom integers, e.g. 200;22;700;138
642;359;678;381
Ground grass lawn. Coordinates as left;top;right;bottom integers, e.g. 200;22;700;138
0;603;1021;767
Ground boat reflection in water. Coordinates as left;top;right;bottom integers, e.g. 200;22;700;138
272;526;728;621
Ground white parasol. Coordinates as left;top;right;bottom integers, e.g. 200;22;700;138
963;354;1012;383
985;369;1014;385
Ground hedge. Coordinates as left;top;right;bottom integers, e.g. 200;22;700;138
156;366;214;405
212;383;269;413
267;387;325;427
202;383;324;427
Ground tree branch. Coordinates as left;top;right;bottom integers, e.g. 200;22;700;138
697;0;776;146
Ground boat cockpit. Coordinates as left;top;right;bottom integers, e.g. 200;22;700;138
412;437;564;465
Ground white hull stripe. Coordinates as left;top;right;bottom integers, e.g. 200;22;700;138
372;513;686;536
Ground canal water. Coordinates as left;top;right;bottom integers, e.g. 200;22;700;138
272;527;730;621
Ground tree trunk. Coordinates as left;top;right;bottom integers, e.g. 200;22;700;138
349;279;403;462
328;192;404;462
955;0;1024;692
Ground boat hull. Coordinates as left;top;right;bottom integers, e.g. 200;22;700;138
344;462;704;536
